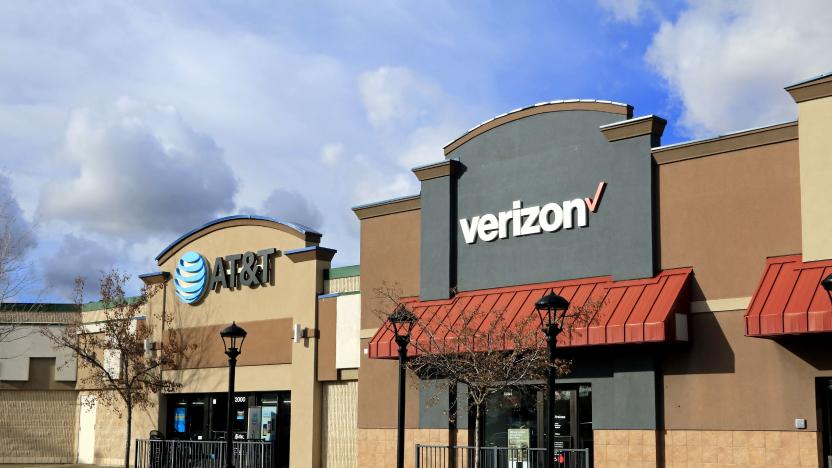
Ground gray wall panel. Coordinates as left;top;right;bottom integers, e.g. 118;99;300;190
420;176;456;300
425;110;656;293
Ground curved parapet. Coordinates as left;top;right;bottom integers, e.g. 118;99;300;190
155;215;321;265
443;99;633;155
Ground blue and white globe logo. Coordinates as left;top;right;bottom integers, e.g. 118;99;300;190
174;251;208;304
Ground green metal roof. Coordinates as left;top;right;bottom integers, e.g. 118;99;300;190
0;303;78;312
325;265;360;280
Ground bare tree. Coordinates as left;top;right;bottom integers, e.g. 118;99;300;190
43;271;194;468
0;190;38;344
375;285;600;467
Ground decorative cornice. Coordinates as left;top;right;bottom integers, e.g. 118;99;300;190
444;100;633;155
139;271;170;285
285;246;337;263
352;194;421;220
599;115;667;142
652;121;798;165
785;71;832;103
412;160;460;181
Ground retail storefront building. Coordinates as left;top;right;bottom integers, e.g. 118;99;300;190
2;72;832;468
353;72;832;468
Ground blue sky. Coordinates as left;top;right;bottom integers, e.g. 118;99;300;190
1;0;830;302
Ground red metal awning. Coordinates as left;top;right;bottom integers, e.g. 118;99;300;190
745;255;832;337
368;268;693;359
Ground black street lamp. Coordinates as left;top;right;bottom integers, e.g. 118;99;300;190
220;322;247;468
388;304;418;468
534;291;570;468
822;273;832;297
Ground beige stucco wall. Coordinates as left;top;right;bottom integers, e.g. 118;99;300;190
85;391;159;466
797;96;832;262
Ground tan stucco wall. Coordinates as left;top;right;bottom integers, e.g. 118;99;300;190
797;96;832;262
359;209;420;329
357;337;420;429
86;391;159;466
663;310;832;432
658;140;802;301
356;209;421;430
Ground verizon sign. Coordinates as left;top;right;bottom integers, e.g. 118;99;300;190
459;182;607;244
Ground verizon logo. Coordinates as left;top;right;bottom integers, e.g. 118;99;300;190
459;181;607;244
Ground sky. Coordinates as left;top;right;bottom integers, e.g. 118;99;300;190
1;0;831;302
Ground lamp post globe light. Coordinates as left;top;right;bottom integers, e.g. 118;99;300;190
822;273;832;296
534;291;570;468
388;304;418;468
220;322;247;468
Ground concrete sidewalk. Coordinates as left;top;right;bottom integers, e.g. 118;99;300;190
1;465;116;468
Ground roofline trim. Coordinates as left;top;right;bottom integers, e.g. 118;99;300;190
352;194;421;220
443;99;633;155
784;70;832;89
155;215;322;263
652;121;798;165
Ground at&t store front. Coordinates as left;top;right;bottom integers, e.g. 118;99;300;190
77;215;362;468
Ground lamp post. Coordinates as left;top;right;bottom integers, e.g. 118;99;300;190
388;304;418;468
535;291;570;468
220;322;247;468
822;273;832;297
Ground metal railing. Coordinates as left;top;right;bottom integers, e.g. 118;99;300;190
415;444;590;468
134;439;272;468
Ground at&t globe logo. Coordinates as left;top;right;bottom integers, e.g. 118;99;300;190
174;251;208;304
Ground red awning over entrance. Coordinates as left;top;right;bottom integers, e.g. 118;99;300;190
368;268;693;359
745;255;832;337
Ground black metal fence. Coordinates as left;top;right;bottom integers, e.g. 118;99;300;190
134;439;272;468
415;445;590;468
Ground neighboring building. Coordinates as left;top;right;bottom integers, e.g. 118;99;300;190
0;304;79;464
354;72;832;468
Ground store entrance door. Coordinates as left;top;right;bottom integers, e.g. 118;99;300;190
481;384;593;462
821;378;832;468
543;386;593;467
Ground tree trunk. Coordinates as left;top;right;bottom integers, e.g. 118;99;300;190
124;404;133;468
473;404;481;468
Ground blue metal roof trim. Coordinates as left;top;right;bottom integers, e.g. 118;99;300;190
155;215;322;261
785;70;832;89
138;271;168;279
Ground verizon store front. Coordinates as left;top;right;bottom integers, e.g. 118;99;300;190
355;73;832;468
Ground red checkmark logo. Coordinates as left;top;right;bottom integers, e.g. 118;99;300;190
584;181;607;213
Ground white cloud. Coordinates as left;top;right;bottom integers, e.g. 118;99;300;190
258;188;324;230
320;143;344;166
358;66;443;129
646;0;832;137
38;98;238;238
598;0;646;22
